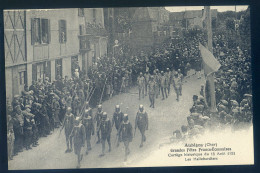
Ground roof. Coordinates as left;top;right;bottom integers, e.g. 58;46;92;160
170;9;217;21
169;12;184;20
132;7;170;22
132;7;155;22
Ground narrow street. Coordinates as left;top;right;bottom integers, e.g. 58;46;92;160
9;75;204;170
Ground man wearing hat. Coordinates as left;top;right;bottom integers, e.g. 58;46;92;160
112;105;124;147
23;106;34;150
81;109;94;154
187;117;204;138
173;72;181;101
137;72;145;100
70;117;86;168
148;76;156;108
135;105;148;148
177;69;183;96
166;68;172;95
160;71;167;100
94;105;103;144
97;112;112;157
85;101;93;118
7;114;15;160
72;94;81;117
31;103;43;138
31;118;39;147
13;105;24;154
153;70;160;98
118;114;133;161
200;85;204;97
12;95;20;110
74;69;80;79
231;108;241;124
52;95;61;128
144;71;150;96
61;107;75;153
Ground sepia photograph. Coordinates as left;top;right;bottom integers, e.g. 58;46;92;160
3;5;253;170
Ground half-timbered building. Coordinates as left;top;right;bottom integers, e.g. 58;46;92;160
4;9;108;100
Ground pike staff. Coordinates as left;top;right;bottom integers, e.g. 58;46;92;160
99;77;108;104
78;86;96;118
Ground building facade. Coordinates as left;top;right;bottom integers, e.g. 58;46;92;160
169;9;217;30
130;7;171;54
4;8;108;100
78;8;108;74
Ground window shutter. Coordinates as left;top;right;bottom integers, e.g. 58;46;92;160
59;20;61;43
47;61;51;81
65;21;67;42
43;62;47;80
24;71;28;88
31;18;35;45
48;19;51;44
32;63;37;82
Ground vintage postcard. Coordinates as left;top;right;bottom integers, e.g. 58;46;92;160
4;6;253;169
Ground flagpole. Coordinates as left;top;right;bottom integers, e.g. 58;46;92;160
185;8;187;30
205;6;217;112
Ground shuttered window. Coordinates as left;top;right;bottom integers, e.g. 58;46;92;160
93;9;96;23
36;63;45;80
19;71;26;85
46;61;51;81
31;18;50;45
71;56;79;77
78;8;84;17
59;20;67;43
79;25;84;35
41;19;50;44
32;63;37;82
31;18;41;45
55;59;62;79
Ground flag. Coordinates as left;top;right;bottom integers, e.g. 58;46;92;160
199;43;221;76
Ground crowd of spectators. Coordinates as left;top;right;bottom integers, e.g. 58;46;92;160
6;24;252;160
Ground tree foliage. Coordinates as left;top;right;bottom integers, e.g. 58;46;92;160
225;18;235;31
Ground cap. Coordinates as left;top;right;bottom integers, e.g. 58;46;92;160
14;95;20;99
220;100;228;106
75;117;80;122
244;94;252;97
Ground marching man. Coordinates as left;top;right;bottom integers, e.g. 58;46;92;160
160;71;168;100
135;105;148;148
177;69;183;96
94;105;103;144
70;117;86;168
118;114;133;161
60;107;74;153
173;71;182;101
137;72;145;100
112;105;124;147
144;71;150;96
148;76;156;108
97;112;112;157
82;109;94;154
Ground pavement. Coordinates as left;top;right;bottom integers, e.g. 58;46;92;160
8;74;204;170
